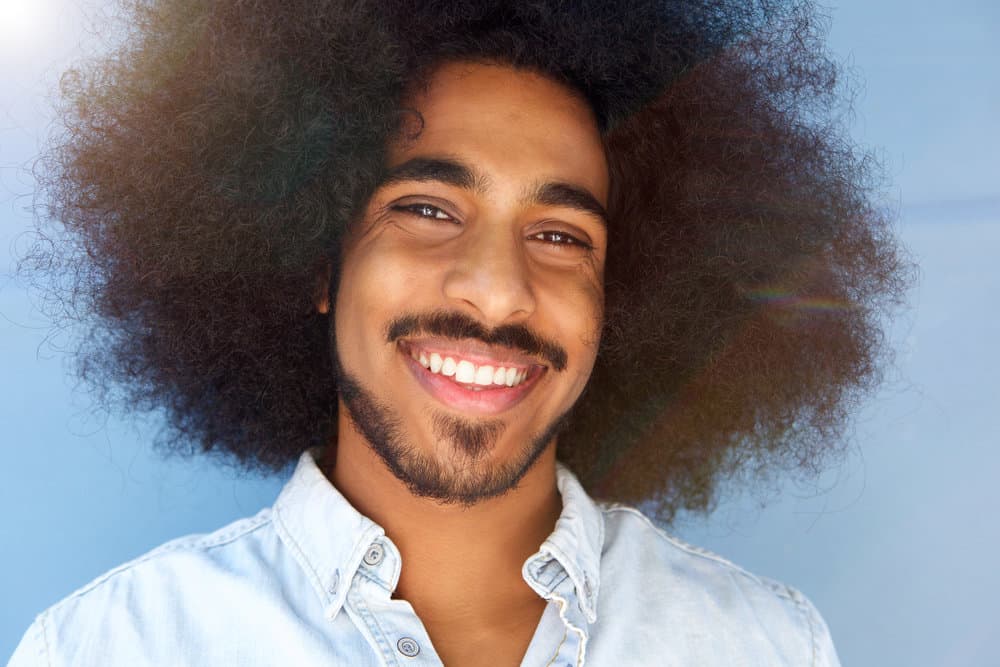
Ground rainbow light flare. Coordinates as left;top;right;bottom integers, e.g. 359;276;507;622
742;286;857;313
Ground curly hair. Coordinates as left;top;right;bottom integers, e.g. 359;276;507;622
30;0;910;521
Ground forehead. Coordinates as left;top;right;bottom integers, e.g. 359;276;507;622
389;62;609;204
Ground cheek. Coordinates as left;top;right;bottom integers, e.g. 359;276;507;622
334;247;394;368
538;263;604;333
334;240;443;359
535;271;604;393
566;278;604;377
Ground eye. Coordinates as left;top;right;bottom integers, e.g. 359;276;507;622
392;202;456;222
528;230;595;250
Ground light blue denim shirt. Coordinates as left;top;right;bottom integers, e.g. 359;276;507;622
9;450;840;666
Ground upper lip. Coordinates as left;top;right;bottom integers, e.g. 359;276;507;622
399;338;546;370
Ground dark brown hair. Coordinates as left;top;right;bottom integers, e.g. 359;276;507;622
29;0;910;521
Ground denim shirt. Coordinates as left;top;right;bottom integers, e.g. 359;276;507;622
9;450;840;666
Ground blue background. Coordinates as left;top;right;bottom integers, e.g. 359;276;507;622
2;1;998;664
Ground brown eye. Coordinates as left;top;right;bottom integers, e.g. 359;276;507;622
529;230;594;250
394;203;455;222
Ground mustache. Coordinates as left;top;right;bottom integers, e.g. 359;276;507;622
385;311;568;372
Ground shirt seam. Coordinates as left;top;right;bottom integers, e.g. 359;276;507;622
46;512;273;611
549;593;587;666
540;543;597;624
601;505;774;590
39;611;52;667
603;505;821;664
542;613;568;667
346;586;401;667
355;565;392;591
789;584;819;667
272;503;333;610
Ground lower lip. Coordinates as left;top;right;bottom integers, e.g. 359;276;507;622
400;348;545;416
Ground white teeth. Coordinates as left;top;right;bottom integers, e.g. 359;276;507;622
410;347;532;388
454;359;476;383
474;365;495;386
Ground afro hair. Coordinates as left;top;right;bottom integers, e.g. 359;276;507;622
30;0;911;521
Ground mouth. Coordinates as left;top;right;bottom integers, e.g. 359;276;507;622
397;339;547;416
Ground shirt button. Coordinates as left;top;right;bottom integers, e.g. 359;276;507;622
397;637;420;657
363;542;385;566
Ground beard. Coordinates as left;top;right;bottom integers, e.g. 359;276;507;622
336;367;571;505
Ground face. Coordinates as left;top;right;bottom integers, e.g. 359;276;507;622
332;62;608;504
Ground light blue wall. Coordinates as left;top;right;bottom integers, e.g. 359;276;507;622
2;1;997;664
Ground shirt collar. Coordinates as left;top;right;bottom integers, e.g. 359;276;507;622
272;449;385;618
272;450;605;624
523;463;604;624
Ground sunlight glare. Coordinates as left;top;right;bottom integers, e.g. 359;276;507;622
0;0;50;52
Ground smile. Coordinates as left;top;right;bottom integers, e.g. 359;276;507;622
398;340;546;415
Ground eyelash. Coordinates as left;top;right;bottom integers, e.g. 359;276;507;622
392;202;595;251
526;230;594;250
394;203;455;221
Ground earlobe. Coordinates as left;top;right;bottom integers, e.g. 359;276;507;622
314;262;332;314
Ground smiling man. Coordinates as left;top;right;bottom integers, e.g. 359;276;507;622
11;1;907;666
319;66;610;663
330;63;608;509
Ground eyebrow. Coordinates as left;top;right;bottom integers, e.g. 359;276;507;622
379;156;608;227
528;181;608;227
379;157;490;193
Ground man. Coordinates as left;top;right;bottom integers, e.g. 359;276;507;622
11;0;906;665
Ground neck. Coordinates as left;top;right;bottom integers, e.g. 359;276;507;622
324;419;562;626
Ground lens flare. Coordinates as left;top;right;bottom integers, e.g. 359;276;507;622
742;286;857;313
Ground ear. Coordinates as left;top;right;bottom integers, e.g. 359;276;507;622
313;261;332;314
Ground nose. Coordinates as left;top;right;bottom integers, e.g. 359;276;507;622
442;224;536;325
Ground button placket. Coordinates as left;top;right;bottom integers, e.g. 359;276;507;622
346;580;441;665
346;536;440;663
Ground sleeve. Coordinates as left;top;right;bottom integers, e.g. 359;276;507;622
6;617;50;667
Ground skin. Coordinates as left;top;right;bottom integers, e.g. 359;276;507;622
318;62;609;666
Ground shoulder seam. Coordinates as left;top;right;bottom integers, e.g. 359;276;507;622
39;611;52;667
793;584;819;666
603;505;821;664
600;505;818;608
601;506;768;585
754;577;820;664
48;511;273;610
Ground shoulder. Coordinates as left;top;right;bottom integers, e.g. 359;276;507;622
10;511;286;667
55;509;274;607
595;505;840;667
601;504;790;594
